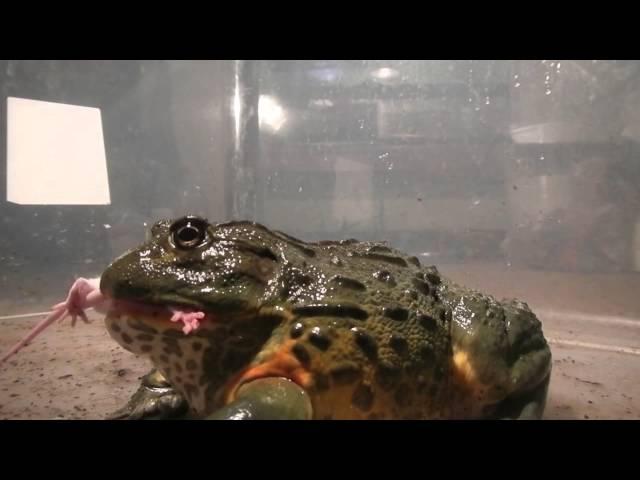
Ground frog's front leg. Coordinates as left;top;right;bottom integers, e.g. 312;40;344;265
107;368;190;420
491;373;551;420
207;377;313;420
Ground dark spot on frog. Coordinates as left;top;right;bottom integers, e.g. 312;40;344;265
329;363;362;385
159;354;169;363
328;275;367;291
163;329;185;338
394;384;410;407
389;334;408;354
412;278;430;296
308;327;331;350
174;362;183;373
417;312;438;331
424;271;440;285
186;359;197;371
290;322;305;339
140;344;153;353
291;343;311;366
338;238;359;245
314;373;330;392
121;333;133;344
116;369;128;377
273;231;316;257
383;306;409;322
367;245;392;254
405;289;418;300
127;319;158;334
373;270;396;285
429;384;439;398
358;252;408;267
352;384;374;411
163;345;184;358
375;363;401;391
136;334;154;342
192;342;203;351
419;344;435;363
293;304;368;320
352;327;378;359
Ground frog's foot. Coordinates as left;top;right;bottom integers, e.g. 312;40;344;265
207;377;313;420
1;277;108;363
169;308;205;335
107;369;189;420
492;373;551;420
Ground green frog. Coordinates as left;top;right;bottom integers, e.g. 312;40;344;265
3;216;552;420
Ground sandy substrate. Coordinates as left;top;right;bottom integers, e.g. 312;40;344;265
0;263;638;420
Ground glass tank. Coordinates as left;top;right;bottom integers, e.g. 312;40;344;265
0;60;638;419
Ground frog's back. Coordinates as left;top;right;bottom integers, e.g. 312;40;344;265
226;226;550;420
223;231;458;419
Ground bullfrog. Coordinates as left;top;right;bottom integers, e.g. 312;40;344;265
2;216;552;420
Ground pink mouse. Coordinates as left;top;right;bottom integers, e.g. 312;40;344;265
0;276;205;364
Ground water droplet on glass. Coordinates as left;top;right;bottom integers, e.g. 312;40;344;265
485;96;491;105
298;186;303;193
514;82;521;88
545;89;552;95
387;163;394;171
378;152;389;159
103;224;111;229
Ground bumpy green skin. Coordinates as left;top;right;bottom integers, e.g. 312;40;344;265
101;217;552;420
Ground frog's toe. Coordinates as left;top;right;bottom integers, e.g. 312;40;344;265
107;369;189;420
492;373;551;420
207;377;313;420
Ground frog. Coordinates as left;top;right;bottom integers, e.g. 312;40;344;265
1;216;552;420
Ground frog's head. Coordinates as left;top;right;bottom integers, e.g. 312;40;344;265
100;216;290;414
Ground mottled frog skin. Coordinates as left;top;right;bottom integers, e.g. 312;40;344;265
101;216;552;420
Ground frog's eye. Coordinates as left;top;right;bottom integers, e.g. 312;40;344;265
170;216;210;249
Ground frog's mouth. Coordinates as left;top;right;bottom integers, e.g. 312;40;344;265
103;295;215;335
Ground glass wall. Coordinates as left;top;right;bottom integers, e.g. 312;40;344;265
0;60;638;419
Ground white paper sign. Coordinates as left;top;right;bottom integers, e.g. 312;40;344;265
6;96;111;205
